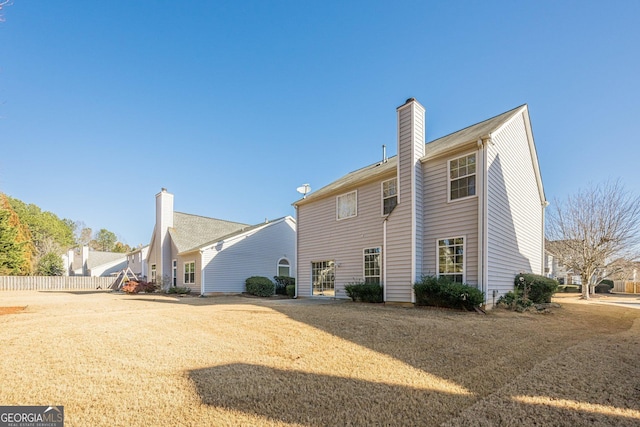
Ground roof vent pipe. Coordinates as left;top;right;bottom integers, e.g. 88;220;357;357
382;144;387;163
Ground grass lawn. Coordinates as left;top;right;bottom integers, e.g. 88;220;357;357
0;291;638;426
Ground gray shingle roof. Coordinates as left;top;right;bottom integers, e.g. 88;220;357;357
86;251;127;269
169;212;250;253
294;105;526;206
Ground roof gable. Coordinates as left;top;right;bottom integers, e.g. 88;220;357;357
422;105;526;160
294;104;529;205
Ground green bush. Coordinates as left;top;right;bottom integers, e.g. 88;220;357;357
413;276;484;310
557;284;581;293
497;290;534;310
274;276;295;295
514;273;558;303
343;282;383;303
595;280;613;294
166;286;190;295
245;276;275;297
285;284;296;298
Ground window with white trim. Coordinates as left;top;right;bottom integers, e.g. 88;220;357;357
363;247;381;285
184;261;195;284
277;258;290;277
437;237;464;283
150;264;156;283
172;259;177;286
337;191;357;220
382;178;397;215
449;154;476;201
312;260;335;296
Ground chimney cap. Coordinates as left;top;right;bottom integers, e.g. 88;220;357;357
161;187;167;192
405;97;416;103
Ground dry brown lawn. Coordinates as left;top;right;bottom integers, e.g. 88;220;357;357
0;291;638;426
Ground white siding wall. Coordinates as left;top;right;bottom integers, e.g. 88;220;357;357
486;112;544;299
296;177;392;298
201;218;296;294
422;155;479;285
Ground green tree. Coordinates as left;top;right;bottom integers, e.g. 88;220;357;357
92;229;117;252
6;196;75;261
112;242;132;253
0;195;33;275
36;252;65;276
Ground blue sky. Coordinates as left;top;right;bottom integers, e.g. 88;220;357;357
1;1;639;247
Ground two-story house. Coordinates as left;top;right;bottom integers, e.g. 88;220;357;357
293;98;546;306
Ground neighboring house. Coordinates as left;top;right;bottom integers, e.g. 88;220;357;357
127;245;149;280
62;246;128;277
147;188;296;295
293;98;546;306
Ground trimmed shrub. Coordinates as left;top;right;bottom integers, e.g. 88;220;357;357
122;280;157;294
557;284;581;293
245;276;275;297
595;279;614;294
274;276;295;295
343;282;383;303
497;290;534;311
167;286;191;295
285;284;296;298
514;273;558;303
413;276;484;310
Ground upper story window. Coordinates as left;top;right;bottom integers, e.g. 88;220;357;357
337;191;357;220
184;261;195;284
449;154;476;201
382;178;397;215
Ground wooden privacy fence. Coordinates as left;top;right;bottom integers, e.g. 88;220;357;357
0;276;115;291
613;281;640;294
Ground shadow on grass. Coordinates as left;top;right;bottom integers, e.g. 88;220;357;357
38;290;112;295
189;363;471;426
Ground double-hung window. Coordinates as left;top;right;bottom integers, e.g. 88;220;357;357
437;237;464;283
382;178;397;215
184;261;195;284
363;248;381;285
150;264;157;283
449;154;476;201
337;191;357;220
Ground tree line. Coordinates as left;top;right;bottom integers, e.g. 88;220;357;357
0;193;133;276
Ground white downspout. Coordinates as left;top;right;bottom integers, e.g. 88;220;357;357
294;205;298;299
200;250;205;297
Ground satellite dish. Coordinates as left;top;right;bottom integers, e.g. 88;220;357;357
296;184;311;198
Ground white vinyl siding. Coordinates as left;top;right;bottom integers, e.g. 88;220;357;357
296;177;391;298
200;218;296;294
486;111;544;300
423;156;479;287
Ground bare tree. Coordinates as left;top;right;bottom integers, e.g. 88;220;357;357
0;1;12;22
547;180;640;299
